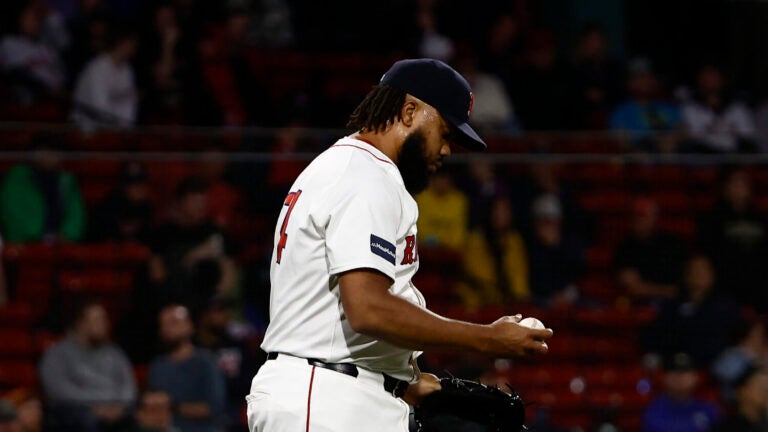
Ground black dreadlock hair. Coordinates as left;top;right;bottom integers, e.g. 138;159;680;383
346;85;407;134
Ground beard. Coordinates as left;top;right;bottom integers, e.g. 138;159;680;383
397;129;432;195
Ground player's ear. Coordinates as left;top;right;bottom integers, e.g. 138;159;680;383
400;98;418;128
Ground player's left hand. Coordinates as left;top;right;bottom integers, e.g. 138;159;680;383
402;373;442;406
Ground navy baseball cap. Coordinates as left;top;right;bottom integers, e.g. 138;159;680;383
380;58;486;151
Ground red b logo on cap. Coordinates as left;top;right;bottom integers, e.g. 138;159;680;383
467;92;475;118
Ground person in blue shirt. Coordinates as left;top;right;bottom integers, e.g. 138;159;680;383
610;58;682;153
643;352;720;432
148;304;226;432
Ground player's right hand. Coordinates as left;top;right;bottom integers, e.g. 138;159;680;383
485;315;553;357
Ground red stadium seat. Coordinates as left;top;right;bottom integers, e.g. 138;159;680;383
532;389;585;410
573;306;657;334
563;163;624;186
573;335;639;363
80;183;113;206
628;165;685;187
15;282;53;305
585;246;614;270
0;330;35;359
583;364;647;391
510;364;580;390
66;131;124;151
548;412;592;430
59;270;133;295
0;301;36;328
587;389;652;412
577;273;618;305
133;364;148;390
2;243;57;265
0;361;38;389
651;191;693;214
63;159;122;180
59;242;150;268
1;130;34;150
579;190;630;214
659;216;696;239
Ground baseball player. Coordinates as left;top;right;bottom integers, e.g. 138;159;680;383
246;59;553;432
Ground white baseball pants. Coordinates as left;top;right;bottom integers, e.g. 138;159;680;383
246;353;410;432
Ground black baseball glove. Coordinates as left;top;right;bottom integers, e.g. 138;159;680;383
414;377;526;432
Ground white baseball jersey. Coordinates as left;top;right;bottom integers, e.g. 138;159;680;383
260;136;425;382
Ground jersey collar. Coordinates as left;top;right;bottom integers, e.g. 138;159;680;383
335;136;396;166
334;136;405;185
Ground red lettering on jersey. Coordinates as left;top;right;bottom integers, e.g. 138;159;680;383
401;235;418;265
276;190;302;264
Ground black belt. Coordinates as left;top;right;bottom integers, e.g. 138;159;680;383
266;352;409;398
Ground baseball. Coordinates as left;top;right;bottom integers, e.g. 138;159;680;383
519;317;545;330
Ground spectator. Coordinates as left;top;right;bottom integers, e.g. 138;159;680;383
680;62;757;153
195;298;259;432
455;195;529;310
2;388;42;432
569;23;624;129
509;29;574;130
457;158;509;229
642;352;720;432
641;254;742;367
129;391;178;432
148;305;226;432
65;2;110;84
246;0;294;49
512;161;589;241
415;0;454;62
614;197;687;303
698;167;768;312
609;58;682;153
454;47;519;132
196;7;272;127
71;23;138;129
88;161;153;243
136;2;189;123
263;121;313;202
147;176;237;318
0;400;19;432
710;364;768;432
415;171;469;251
30;0;71;54
39;300;137;432
0;134;86;244
477;14;524;85
0;3;66;104
196;149;243;233
712;317;768;403
233;120;313;220
525;193;585;307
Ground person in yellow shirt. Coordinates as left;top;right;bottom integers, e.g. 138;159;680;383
415;171;469;251
455;196;530;310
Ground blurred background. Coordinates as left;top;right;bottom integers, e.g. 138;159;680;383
0;0;768;431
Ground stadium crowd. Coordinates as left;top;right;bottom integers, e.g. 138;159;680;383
0;1;767;432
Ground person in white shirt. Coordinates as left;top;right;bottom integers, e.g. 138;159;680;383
681;63;757;153
455;48;519;132
246;59;553;432
71;25;138;129
0;4;66;104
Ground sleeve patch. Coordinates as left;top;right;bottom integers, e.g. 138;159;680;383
370;234;396;265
